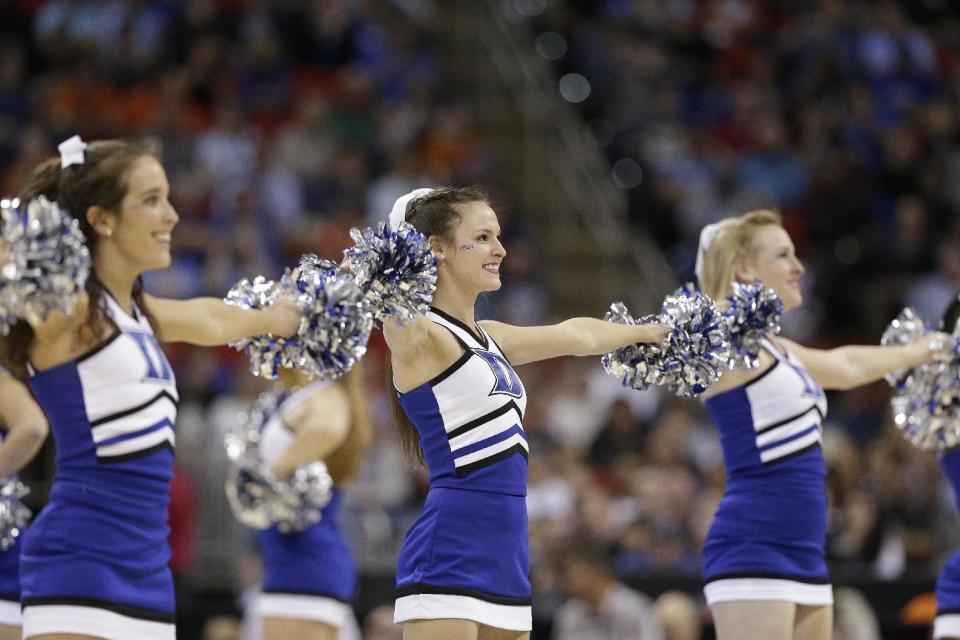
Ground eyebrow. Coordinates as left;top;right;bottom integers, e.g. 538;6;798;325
474;228;499;235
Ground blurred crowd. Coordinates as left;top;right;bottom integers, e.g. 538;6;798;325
4;0;960;638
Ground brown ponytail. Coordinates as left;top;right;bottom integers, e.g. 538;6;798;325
386;354;424;464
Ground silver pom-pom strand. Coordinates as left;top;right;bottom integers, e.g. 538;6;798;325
723;280;783;370
0;480;30;551
224;389;335;531
0;196;90;333
224;256;373;380
601;287;730;398
342;221;437;324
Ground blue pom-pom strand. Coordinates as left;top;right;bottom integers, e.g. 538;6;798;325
723;280;783;370
0;196;90;333
342;221;437;324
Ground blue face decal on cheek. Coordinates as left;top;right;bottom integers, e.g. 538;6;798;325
472;348;523;398
458;243;475;251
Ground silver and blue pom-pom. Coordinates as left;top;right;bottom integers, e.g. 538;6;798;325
225;460;334;533
883;307;960;451
342;221;437;324
292;255;373;380
602;286;729;397
600;302;660;392
0;480;30;551
270;461;334;533
723;280;783;370
224;274;290;378
224;463;286;529
224;255;373;380
890;360;960;451
0;196;90;333
657;286;730;396
224;389;335;531
881;307;929;386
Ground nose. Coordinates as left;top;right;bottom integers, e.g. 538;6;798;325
792;256;805;276
164;199;180;226
493;237;506;258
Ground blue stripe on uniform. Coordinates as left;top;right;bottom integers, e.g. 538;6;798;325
96;418;173;448
757;424;819;452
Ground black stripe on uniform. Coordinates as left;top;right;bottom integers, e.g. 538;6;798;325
446;401;522;440
22;595;176;623
429;307;488;348
761;441;821;468
455;443;528;476
429;351;473;387
261;588;350;603
396;583;531;607
75;331;122;364
91;390;179;428
97;440;174;465
742;360;780;389
754;405;819;435
704;572;830;585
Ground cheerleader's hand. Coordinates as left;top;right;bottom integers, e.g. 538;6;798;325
923;332;958;363
638;322;670;344
265;298;302;339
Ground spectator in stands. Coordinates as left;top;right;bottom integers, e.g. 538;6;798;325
552;538;664;640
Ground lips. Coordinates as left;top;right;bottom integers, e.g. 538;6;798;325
483;263;500;274
153;232;172;244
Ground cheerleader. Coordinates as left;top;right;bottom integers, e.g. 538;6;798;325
935;449;960;640
381;186;668;640
0;371;48;640
696;210;947;640
252;365;371;640
1;136;300;639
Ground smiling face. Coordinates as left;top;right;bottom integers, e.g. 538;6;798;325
737;224;805;310
437;200;506;295
105;155;179;273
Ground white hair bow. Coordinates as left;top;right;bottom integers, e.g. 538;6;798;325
58;135;87;169
694;220;732;284
388;187;434;231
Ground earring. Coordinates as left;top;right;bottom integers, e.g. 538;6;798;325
103;228;113;237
